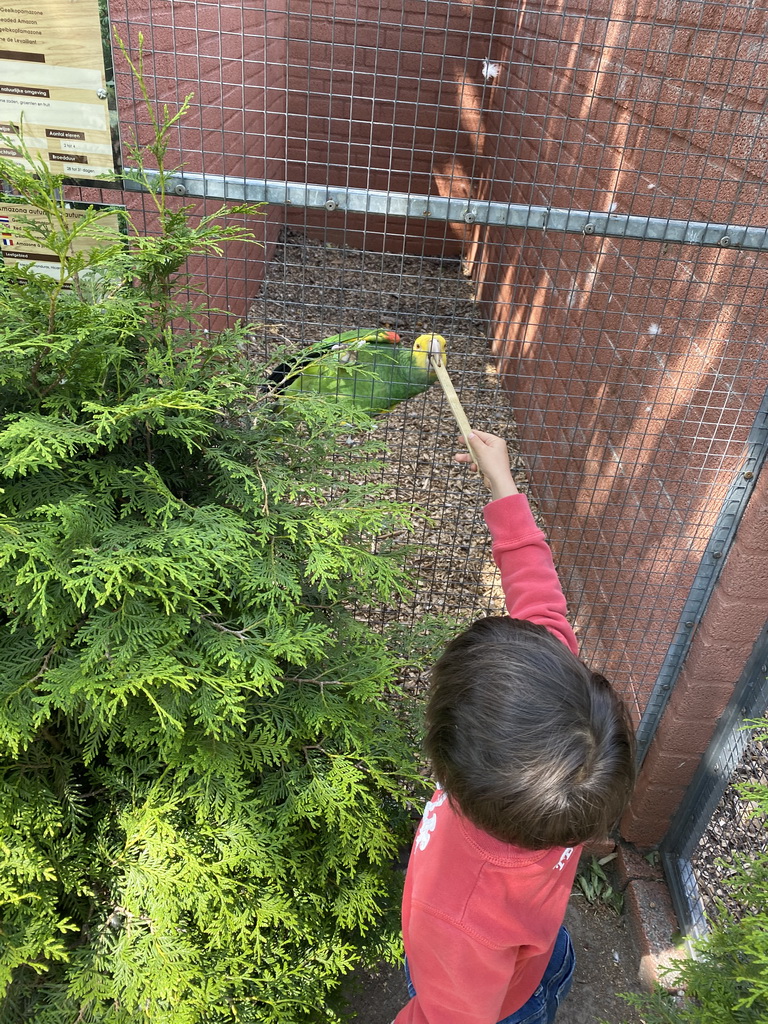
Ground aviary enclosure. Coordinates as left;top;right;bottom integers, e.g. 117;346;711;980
75;0;768;934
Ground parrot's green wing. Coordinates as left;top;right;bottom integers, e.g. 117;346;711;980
268;327;399;395
320;327;398;346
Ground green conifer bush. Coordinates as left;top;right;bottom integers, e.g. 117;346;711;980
0;86;431;1022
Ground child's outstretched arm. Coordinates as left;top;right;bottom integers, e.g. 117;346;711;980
455;431;579;655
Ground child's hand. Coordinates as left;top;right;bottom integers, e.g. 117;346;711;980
454;430;518;500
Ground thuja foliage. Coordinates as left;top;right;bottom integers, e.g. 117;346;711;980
617;721;768;1024
0;87;433;1022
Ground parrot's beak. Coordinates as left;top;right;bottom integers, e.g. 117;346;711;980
427;336;445;367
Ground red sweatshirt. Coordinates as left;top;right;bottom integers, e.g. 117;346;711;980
395;493;582;1024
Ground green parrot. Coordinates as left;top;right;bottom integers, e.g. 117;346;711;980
267;329;447;416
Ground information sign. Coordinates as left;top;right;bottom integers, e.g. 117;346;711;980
0;0;118;178
0;200;123;278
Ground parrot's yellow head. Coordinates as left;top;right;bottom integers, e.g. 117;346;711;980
413;334;447;374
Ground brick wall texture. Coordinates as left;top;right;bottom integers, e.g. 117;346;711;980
111;0;768;842
112;0;290;324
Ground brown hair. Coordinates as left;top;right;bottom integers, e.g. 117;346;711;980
424;616;636;850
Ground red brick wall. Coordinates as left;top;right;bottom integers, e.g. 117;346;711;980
110;0;289;323
283;0;495;194
461;0;768;837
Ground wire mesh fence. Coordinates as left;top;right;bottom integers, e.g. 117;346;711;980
53;0;768;927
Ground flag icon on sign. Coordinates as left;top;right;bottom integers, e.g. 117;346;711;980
1;232;14;246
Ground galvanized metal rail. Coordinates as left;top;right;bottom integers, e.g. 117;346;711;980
123;172;768;251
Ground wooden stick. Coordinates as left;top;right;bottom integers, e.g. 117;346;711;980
429;355;474;456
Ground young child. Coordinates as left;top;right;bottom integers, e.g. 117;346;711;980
394;430;636;1024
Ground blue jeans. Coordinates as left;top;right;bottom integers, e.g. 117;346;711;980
405;926;575;1024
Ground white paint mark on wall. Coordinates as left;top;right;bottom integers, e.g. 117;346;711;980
608;444;626;475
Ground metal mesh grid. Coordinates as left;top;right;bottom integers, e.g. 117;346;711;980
57;0;768;903
99;0;768;235
243;223;768;734
507;240;768;755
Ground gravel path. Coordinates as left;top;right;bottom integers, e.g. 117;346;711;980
249;231;647;1021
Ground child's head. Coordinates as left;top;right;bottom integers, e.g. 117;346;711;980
424;616;636;850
